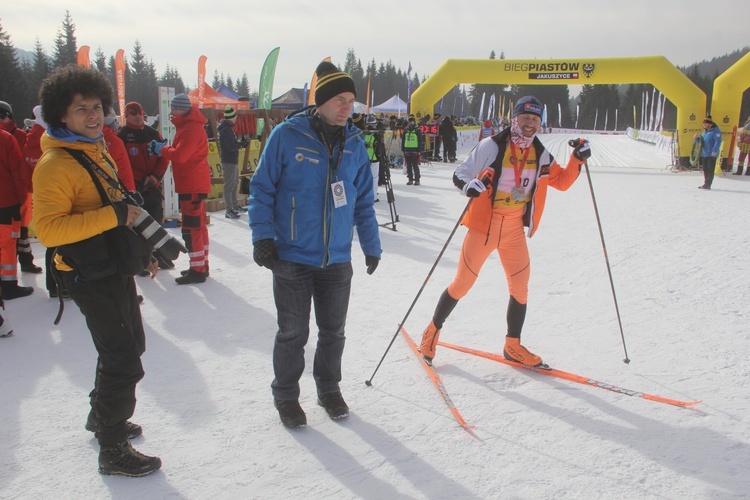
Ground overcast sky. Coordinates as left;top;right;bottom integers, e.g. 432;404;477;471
3;0;748;101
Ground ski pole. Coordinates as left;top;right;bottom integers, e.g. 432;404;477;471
365;173;492;386
570;139;630;364
365;198;473;386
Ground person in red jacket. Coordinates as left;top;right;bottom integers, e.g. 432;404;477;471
419;96;590;367
23;105;63;296
149;94;211;284
102;110;135;191
1;101;42;274
0;129;33;300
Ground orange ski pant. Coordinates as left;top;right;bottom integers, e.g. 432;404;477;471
447;206;530;304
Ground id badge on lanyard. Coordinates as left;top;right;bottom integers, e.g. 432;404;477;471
331;181;347;208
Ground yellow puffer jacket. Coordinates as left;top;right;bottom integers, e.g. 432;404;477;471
32;133;122;270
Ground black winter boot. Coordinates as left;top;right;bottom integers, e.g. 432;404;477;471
175;269;207;285
1;280;33;300
98;441;161;476
274;398;307;429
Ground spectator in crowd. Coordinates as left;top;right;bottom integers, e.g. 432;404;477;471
33;65;161;477
402;117;423;185
734;117;750;176
149;94;211;284
0;128;33;300
24;106;63;297
419;96;590;368
217;105;246;219
440;115;458;163
118;101;173;268
479;119;495;142
1;100;42;274
249;61;381;429
103;109;135;191
695;116;722;190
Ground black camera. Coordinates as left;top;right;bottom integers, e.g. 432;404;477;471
124;192;187;262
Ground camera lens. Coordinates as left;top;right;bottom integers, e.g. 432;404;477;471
129;211;187;260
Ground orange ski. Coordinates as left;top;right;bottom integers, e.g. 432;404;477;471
401;329;474;429
438;341;701;409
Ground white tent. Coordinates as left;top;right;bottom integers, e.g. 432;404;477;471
352;101;367;114
371;95;408;114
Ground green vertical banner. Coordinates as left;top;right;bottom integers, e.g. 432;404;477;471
257;47;281;137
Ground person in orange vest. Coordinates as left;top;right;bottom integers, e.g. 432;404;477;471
419;96;590;367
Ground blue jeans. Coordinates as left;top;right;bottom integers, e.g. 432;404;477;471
271;260;353;400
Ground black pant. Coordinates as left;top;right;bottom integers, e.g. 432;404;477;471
701;156;717;188
139;184;164;224
405;153;421;182
63;271;146;446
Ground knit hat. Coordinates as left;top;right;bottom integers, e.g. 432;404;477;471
125;101;144;116
351;112;364;129
703;115;714;125
513;96;543;118
0;101;12;117
170;93;193;111
224;105;237;119
314;61;356;107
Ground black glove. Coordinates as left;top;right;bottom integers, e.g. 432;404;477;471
365;255;379;275
570;138;592;161
253;239;279;270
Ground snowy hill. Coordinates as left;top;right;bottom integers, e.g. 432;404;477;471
1;131;749;499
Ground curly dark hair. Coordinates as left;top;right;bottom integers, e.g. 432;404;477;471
39;65;114;129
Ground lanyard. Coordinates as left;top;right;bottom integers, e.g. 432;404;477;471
311;117;346;180
509;142;531;188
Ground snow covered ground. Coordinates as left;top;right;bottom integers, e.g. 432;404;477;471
2;130;749;499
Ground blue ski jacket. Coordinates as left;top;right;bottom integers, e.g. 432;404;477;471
699;123;722;157
249;106;382;267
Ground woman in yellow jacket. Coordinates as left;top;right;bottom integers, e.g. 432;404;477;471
33;66;161;477
419;96;591;367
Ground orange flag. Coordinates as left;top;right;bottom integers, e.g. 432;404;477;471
115;49;126;125
77;46;90;68
307;56;331;106
197;55;207;108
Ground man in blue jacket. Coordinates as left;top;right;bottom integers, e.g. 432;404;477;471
249;61;382;429
696;116;723;190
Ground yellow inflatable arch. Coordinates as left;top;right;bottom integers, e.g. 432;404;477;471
711;51;750;158
410;56;705;159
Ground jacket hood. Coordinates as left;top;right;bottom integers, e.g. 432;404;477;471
171;108;207;127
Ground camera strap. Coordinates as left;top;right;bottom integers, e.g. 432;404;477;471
62;148;127;206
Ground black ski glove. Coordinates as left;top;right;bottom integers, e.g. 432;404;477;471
570;138;592;161
365;255;379;275
253;239;279;270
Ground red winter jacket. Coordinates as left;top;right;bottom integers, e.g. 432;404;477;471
117;124;169;187
0;130;28;209
103;125;136;191
160;108;211;194
1;121;27;150
22;124;45;192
